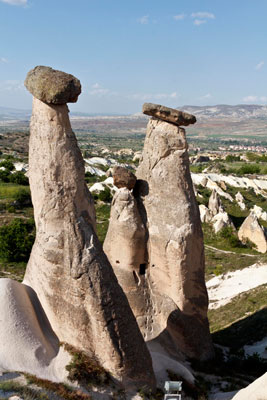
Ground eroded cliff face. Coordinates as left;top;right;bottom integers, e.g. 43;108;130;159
104;110;214;361
23;92;155;389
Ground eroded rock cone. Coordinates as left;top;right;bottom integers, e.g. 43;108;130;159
23;68;155;389
105;104;214;361
208;189;224;216
238;212;267;253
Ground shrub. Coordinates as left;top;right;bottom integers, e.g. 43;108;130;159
0;160;14;171
14;188;32;208
236;164;261;175
9;171;29;185
0;169;10;182
0;218;35;262
98;187;112;203
225;155;241;162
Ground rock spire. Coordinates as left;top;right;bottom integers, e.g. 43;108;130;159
104;104;214;361
23;66;155;389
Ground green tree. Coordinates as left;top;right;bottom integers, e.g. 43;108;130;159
0;218;35;262
14;189;32;208
98;187;112;203
0;160;14;171
9;171;29;185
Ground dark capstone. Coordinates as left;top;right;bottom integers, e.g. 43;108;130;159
112;166;137;190
25;66;81;104
142;103;196;126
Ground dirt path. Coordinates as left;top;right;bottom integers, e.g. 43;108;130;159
205;244;257;257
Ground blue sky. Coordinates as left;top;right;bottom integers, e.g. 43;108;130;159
0;0;267;114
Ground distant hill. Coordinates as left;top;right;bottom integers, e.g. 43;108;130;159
0;106;31;121
180;104;267;120
1;104;267;123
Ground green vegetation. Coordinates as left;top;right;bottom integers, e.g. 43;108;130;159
63;343;110;387
0;380;50;400
205;246;260;279
210;285;267;347
0;182;30;200
246;152;267;162
203;223;259;255
0;218;35;262
209;284;267;334
0;260;27;281
95;203;111;243
26;374;92;400
98;187;112;203
190;164;206;173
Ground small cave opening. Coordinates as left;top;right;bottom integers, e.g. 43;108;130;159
139;263;147;275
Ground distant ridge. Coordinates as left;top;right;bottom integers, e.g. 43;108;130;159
179;104;267;120
1;104;267;122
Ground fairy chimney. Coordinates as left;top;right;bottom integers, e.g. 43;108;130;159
23;66;155;389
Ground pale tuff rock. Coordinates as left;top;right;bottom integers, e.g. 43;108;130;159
24;66;81;104
103;188;153;335
105;112;214;360
133;151;142;162
235;191;246;210
199;204;212;223
232;372;267;400
142;103;196;126
23;79;155;389
251;204;267;222
212;211;234;234
112;166;137;190
137;118;213;359
238;212;267;253
208;189;224;216
0;278;71;382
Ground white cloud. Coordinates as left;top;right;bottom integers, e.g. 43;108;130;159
0;57;8;63
137;15;149;24
0;0;27;5
191;12;215;19
200;93;212;99
0;80;24;91
255;61;264;70
243;95;258;102
88;83;117;97
191;11;215;26
129;92;178;101
194;19;207;26
243;95;267;103
174;13;186;21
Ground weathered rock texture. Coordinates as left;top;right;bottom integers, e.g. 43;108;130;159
208;189;224;216
0;278;71;382
104;115;214;361
212;211;234;234
142;103;196;126
23;92;155;389
112;166;137;190
25;66;81;104
238;212;267;253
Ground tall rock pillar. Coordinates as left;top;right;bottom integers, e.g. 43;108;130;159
136;103;214;360
23;66;155;389
104;103;214;361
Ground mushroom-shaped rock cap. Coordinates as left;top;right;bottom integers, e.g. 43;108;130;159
112;166;137;190
25;66;81;104
143;103;196;126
